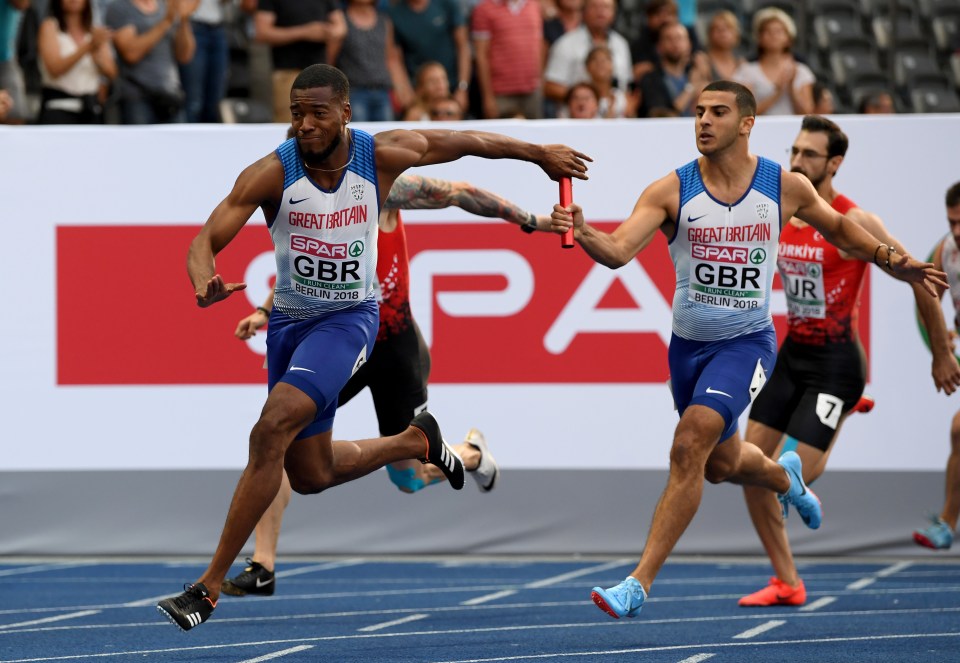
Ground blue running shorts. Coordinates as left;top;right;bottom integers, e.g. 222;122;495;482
668;326;777;442
266;297;378;439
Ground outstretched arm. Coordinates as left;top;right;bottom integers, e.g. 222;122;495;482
785;171;947;295
384;174;542;227
374;129;591;193
550;173;676;268
188;155;280;307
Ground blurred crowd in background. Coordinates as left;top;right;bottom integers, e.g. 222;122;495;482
1;0;958;125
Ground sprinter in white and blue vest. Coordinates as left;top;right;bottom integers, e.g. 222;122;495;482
549;80;947;621
157;63;591;632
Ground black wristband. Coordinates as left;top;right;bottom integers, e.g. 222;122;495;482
873;243;884;267
256;306;270;316
520;217;537;234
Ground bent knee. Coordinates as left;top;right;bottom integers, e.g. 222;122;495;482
286;468;334;496
669;436;711;474
704;459;733;484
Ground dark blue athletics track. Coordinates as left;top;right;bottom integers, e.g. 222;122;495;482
1;556;959;662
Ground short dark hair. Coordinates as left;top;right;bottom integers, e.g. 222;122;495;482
51;0;92;32
702;80;756;118
947;182;960;208
566;82;599;105
800;114;848;159
292;64;350;101
857;90;892;113
657;19;687;45
645;0;677;17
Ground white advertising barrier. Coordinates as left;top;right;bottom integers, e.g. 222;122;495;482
1;116;958;471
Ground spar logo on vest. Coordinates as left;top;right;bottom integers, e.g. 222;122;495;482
689;244;763;309
290;234;366;301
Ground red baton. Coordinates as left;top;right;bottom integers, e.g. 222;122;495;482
560;177;574;249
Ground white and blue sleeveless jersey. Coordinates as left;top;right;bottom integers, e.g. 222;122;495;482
268;129;380;319
668;156;781;341
940;234;960;332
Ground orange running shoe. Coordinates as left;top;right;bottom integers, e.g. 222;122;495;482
738;577;806;607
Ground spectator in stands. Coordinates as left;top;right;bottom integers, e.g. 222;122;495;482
472;0;542;119
328;0;409;121
0;86;12;120
403;59;449;120
107;0;198;124
734;8;814;116
543;0;630;109
37;0;116;123
543;0;581;48
858;90;895;114
631;0;699;83
585;44;631;118
636;20;710;118
254;0;346;122
389;0;470;113
704;9;743;81
0;0;30;122
563;80;598;118
178;0;228;122
812;81;835;114
427;94;463;120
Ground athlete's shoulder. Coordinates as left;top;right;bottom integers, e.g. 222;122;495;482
780;168;815;200
241;151;284;182
933;234;950;264
646;169;682;199
231;152;285;204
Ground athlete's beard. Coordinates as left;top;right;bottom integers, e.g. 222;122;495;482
791;166;824;188
299;132;343;168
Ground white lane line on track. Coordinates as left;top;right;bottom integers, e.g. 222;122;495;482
121;595;180;608
3;631;959;663
5;602;960;636
430;633;960;663
236;645;314;663
357;614;428;632
732;620;785;639
120;559;369;607
0;564;95;578
0;611;100;630
525;560;635;589
799;596;836;612
276;559;367;579
461;590;518;606
847;561;912;591
9;583;960;621
676;654;715;663
459;559;634;606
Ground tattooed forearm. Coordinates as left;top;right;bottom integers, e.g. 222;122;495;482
383;174;537;225
384;174;454;210
450;182;536;225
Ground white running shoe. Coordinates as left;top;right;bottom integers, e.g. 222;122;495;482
465;428;499;492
